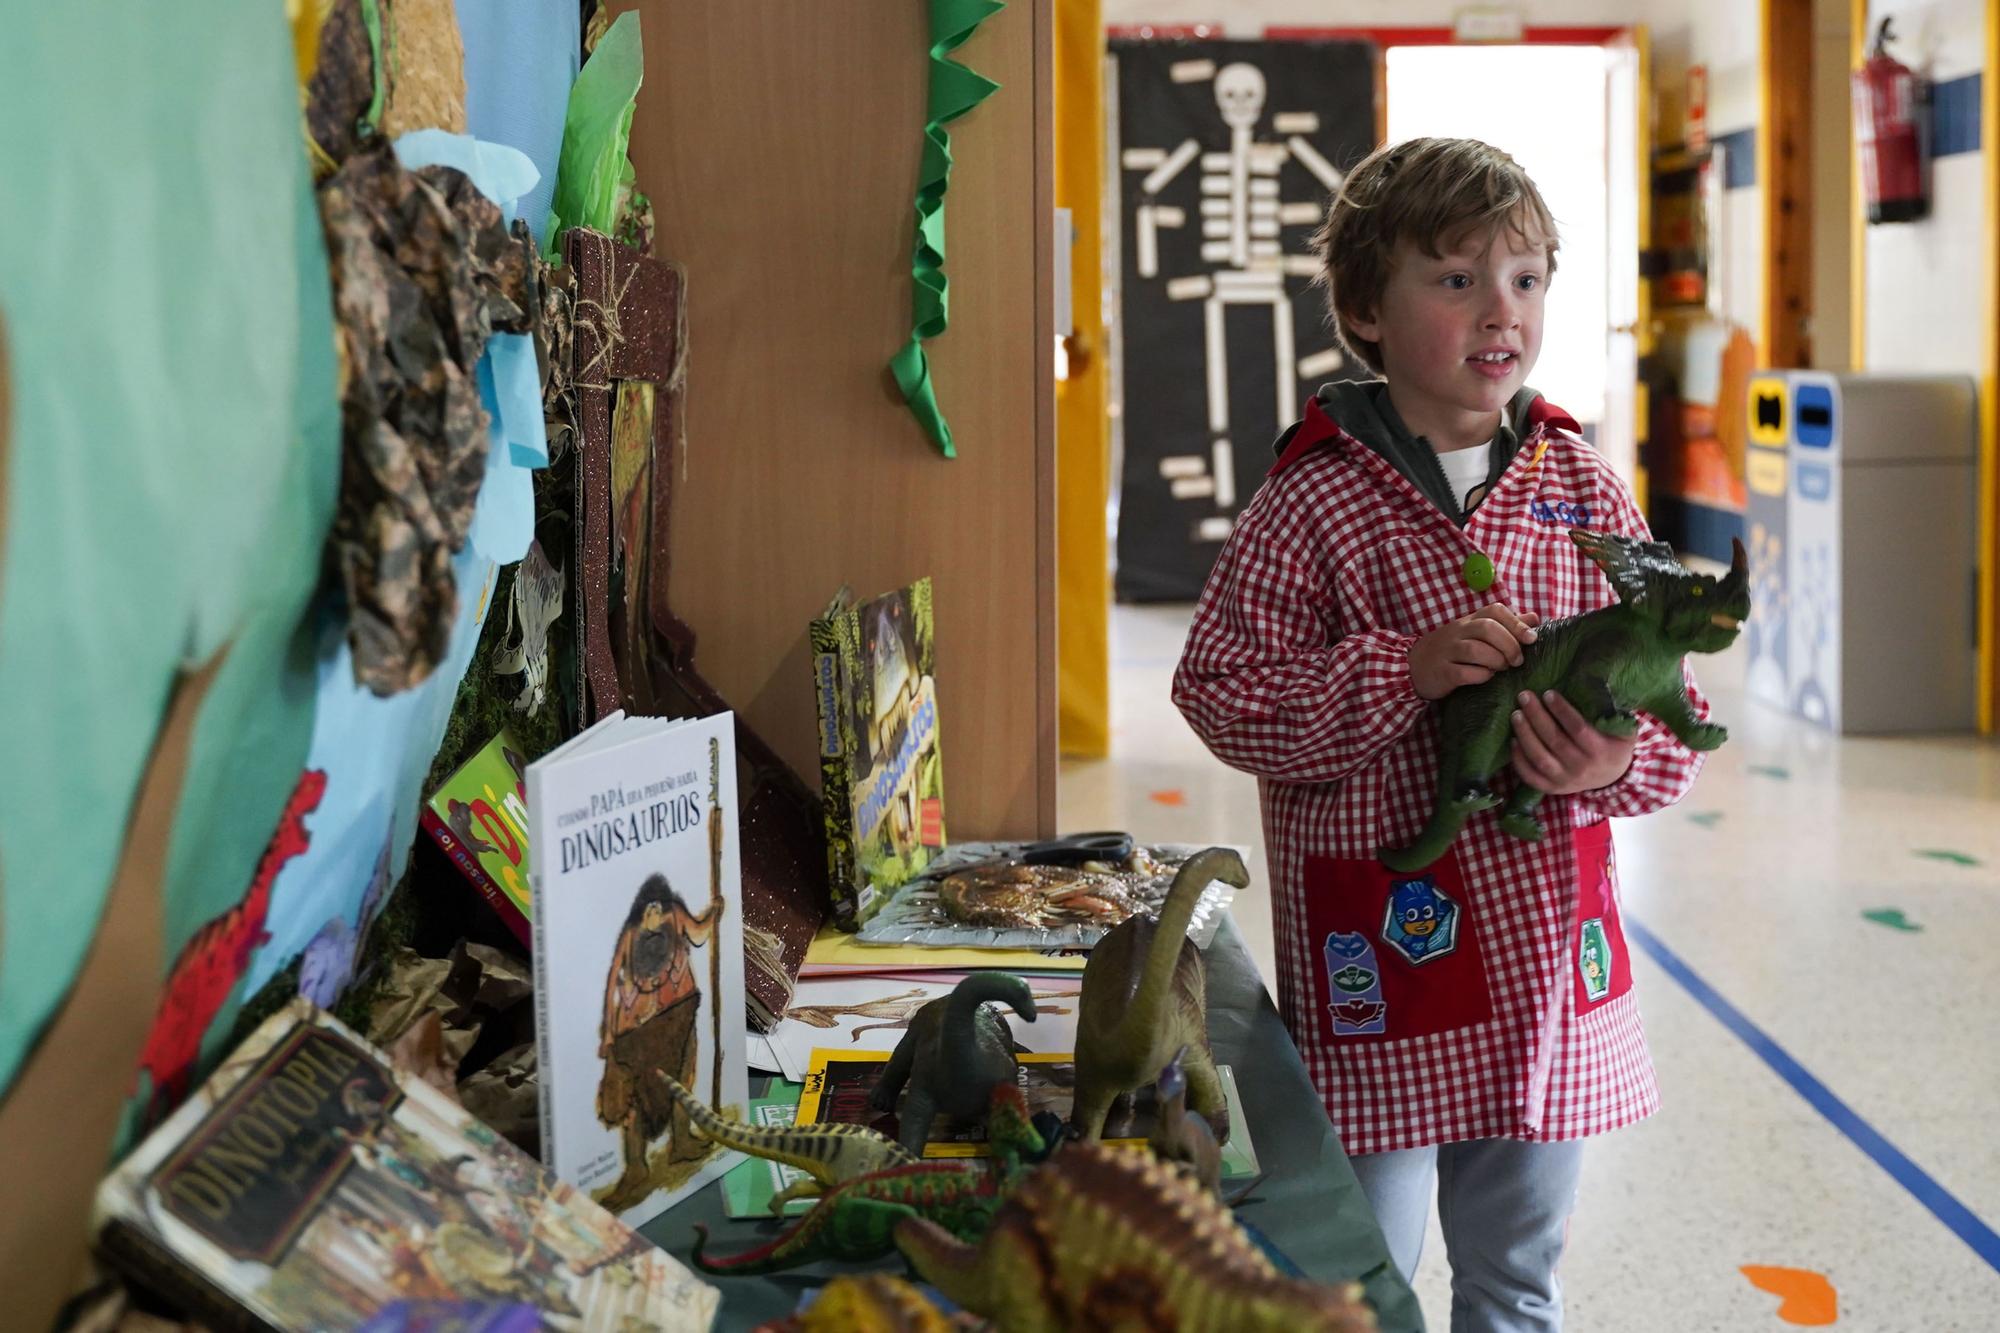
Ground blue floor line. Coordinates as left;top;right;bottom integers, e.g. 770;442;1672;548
1628;916;2000;1274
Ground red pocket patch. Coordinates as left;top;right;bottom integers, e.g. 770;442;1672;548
1302;851;1493;1042
1572;821;1633;1010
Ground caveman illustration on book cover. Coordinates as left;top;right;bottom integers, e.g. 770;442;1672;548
527;711;747;1230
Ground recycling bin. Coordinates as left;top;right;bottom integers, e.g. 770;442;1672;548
1739;371;1977;733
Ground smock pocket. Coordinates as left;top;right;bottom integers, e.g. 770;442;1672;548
1302;849;1494;1043
1572;821;1633;1009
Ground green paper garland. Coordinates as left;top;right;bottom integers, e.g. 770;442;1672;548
889;0;1005;459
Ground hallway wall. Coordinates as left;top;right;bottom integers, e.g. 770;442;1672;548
1861;0;1987;376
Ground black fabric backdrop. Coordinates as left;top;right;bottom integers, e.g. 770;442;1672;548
1112;39;1375;602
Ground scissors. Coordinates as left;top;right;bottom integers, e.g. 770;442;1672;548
1016;831;1136;866
922;831;1137;881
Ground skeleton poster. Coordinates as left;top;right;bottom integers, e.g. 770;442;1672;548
1111;39;1375;601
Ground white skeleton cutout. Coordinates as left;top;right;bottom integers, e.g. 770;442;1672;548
1124;61;1346;539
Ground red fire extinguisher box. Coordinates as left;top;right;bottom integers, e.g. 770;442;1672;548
1853;17;1931;224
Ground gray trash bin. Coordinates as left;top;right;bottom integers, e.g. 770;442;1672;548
1740;370;1977;734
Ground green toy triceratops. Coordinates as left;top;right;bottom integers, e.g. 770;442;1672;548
1378;530;1749;873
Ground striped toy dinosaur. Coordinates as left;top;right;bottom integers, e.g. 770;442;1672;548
658;1071;919;1214
895;1141;1378;1332
689;1082;1046;1275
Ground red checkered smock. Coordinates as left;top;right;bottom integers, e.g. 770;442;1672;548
1172;395;1710;1154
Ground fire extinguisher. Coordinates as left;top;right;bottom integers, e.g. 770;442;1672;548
1853;17;1930;224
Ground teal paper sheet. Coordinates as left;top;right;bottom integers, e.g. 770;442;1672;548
0;6;340;1096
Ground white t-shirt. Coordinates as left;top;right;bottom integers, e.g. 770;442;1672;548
1436;439;1493;513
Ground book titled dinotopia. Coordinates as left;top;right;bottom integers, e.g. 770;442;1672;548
526;710;748;1231
90;1000;719;1332
420;729;533;946
809;578;947;929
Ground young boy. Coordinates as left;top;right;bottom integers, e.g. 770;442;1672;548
1172;138;1710;1330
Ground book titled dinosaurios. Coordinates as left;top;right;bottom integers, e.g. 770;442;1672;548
526;710;748;1231
809;579;947;929
90;1000;719;1332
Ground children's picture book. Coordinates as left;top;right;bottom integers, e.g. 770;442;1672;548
809;578;946;928
795;1048;1259;1178
90;1000;719;1332
420;729;533;946
527;711;748;1230
766;972;1083;1084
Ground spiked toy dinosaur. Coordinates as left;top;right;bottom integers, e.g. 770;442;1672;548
1379;531;1749;874
690;1083;1047;1275
658;1072;918;1214
895;1141;1378;1332
1070;848;1246;1143
870;973;1037;1154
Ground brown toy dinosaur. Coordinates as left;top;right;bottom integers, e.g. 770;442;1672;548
894;1140;1376;1332
1070;847;1245;1143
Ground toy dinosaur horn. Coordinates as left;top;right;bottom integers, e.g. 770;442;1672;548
1715;536;1749;604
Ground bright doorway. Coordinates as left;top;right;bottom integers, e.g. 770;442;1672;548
1384;39;1645;487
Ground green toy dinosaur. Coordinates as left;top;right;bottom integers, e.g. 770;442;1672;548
895;1141;1378;1332
870;972;1037;1154
657;1071;919;1214
1378;531;1749;874
1070;847;1246;1143
690;1083;1046;1275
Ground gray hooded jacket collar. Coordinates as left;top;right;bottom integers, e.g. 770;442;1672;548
1276;380;1545;526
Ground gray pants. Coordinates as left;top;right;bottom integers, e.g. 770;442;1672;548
1349;1139;1584;1333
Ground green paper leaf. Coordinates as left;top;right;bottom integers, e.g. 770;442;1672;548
1861;908;1922;933
1748;764;1791;780
545;9;644;260
1686;811;1724;828
888;0;1007;457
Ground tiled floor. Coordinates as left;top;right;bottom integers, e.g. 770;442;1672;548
1060;602;2000;1329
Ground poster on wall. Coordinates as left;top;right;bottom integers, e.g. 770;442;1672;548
1110;38;1375;602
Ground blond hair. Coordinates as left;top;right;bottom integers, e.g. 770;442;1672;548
1311;138;1559;375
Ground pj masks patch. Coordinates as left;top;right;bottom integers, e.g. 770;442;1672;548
1381;876;1460;965
1322;931;1387;1036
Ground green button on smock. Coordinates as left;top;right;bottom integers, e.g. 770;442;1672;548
1462;551;1496;593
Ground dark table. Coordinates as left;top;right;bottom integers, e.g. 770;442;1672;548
640;916;1425;1331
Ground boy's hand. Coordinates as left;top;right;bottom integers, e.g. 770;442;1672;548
1408;605;1541;701
1511;691;1638;794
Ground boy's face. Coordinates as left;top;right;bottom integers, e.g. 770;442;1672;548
1348;221;1550;446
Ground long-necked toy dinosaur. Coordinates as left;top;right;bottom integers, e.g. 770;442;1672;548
689;1082;1047;1275
870;972;1037;1154
658;1072;918;1214
895;1140;1378;1331
1378;531;1748;873
1070;847;1246;1143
